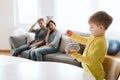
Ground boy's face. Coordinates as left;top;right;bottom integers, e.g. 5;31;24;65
89;23;104;37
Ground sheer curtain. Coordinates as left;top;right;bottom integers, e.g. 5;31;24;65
14;0;120;36
54;0;97;33
98;0;120;38
54;0;120;36
14;0;38;26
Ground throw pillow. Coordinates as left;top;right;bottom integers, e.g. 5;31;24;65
26;32;35;43
59;34;76;52
9;35;27;48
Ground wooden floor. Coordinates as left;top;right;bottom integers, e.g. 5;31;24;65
0;50;10;55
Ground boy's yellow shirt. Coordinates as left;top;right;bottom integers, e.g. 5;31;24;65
70;32;107;80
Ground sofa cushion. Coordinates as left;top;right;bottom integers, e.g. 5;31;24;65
59;34;76;52
49;52;81;67
44;53;62;61
78;43;86;54
9;35;27;48
59;32;89;53
26;32;35;43
20;50;29;58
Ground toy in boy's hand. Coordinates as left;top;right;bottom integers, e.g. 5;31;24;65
66;30;73;37
65;43;80;54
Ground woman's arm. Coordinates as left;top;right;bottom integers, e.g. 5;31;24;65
49;31;61;47
29;40;44;48
45;29;51;43
29;21;37;32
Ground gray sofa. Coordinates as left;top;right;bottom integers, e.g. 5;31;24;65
9;32;90;67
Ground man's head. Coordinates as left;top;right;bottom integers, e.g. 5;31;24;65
88;11;113;30
37;18;45;28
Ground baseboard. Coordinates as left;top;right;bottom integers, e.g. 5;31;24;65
0;50;10;53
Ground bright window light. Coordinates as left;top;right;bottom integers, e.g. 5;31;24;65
54;0;95;33
15;0;38;25
54;0;120;35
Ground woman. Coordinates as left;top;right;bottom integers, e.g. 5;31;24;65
29;20;61;61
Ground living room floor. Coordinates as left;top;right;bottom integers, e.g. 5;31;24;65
0;50;10;55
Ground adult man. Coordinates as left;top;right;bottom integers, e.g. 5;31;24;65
13;18;47;57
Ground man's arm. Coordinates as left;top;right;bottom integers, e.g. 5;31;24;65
29;40;44;48
29;21;37;32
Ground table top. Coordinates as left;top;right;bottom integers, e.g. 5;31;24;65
0;55;33;68
0;62;95;80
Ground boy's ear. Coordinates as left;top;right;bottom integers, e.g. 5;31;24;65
100;26;102;29
100;25;104;29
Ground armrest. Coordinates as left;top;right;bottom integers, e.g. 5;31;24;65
9;35;27;50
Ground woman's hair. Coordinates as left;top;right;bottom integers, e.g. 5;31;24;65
88;11;113;30
46;20;56;34
46;20;56;28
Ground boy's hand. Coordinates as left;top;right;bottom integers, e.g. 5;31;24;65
66;30;72;37
65;47;76;55
66;49;76;55
66;52;73;55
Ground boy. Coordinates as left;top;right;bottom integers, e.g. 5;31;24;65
66;11;113;80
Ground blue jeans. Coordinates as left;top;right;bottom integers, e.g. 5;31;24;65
30;46;58;61
27;46;39;59
12;43;38;57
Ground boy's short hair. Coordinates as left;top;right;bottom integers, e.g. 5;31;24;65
37;18;44;22
88;11;113;30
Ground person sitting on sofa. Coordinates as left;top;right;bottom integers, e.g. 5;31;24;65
29;20;62;61
12;18;47;57
66;11;113;80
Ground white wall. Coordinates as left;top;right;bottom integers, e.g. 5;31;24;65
0;0;55;50
41;0;55;19
0;0;14;50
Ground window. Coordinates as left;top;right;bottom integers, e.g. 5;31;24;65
14;0;39;26
98;0;120;35
54;0;120;35
54;0;97;33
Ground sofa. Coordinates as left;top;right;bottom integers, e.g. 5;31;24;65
9;32;91;67
9;31;120;68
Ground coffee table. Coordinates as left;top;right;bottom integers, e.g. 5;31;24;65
0;61;95;80
0;55;33;68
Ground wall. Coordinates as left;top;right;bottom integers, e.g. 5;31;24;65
0;0;54;50
41;0;55;19
0;0;14;50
